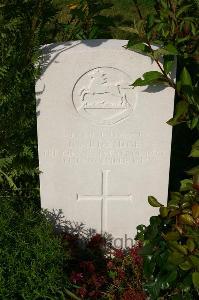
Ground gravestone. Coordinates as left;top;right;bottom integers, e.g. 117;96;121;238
36;40;174;245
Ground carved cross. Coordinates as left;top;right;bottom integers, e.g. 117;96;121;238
77;170;132;233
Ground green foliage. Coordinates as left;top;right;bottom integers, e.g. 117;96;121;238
44;0;114;42
132;71;168;87
0;199;67;299
0;1;116;207
127;0;199;130
63;0;113;40
136;184;199;299
189;140;199;158
0;0;59;207
130;0;199;298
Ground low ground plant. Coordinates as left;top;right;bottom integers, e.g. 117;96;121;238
62;232;145;299
137;183;199;299
0;199;68;299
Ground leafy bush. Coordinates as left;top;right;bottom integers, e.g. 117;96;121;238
136;183;199;299
61;0;114;40
128;0;199;130
62;233;145;299
128;0;199;298
0;199;68;300
0;0;59;207
42;0;114;43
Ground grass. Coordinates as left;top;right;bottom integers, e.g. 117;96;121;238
103;0;137;39
0;199;68;300
102;0;155;39
51;0;154;41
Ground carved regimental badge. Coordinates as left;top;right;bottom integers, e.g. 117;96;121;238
72;67;137;125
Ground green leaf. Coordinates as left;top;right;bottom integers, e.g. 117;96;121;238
167;100;188;126
118;26;139;34
145;216;161;240
180;179;193;192
180;67;192;87
176;36;191;45
163;55;175;74
190;256;199;269
64;288;81;300
168;197;180;208
188;117;199;130
127;42;152;56
181;273;193;292
174;100;189;119
189;149;199;158
176;5;192;17
191;22;196;35
108;270;117;279
179;260;192;271
163;231;180;241
192;272;199;289
143;255;156;277
168;270;178;282
144;280;161;299
179;214;196;226
160;206;169;218
168;251;185;265
164;44;178;55
0;169;17;190
136;224;146;241
139;243;154;256
192;204;199;219
189;140;199;158
167;118;181;126
170;192;181;203
153;48;170;59
148;196;163;207
186;165;199;176
168;200;180;212
181;202;191;209
187;239;195;252
168;241;188;255
132;71;167;87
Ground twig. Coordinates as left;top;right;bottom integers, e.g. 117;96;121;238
64;288;81;300
133;0;143;20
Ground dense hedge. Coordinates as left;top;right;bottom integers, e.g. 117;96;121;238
0;199;66;299
0;0;57;207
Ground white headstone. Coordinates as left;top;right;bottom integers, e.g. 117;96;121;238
36;39;174;244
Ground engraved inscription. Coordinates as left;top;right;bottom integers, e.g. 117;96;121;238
72;67;137;125
77;170;132;233
42;130;169;165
